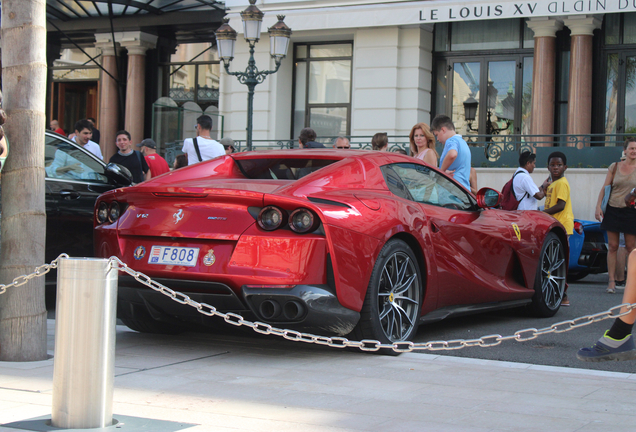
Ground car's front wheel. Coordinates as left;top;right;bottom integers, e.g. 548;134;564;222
529;232;566;317
353;239;422;353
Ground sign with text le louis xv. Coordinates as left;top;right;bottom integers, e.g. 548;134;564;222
228;0;636;32
417;0;636;22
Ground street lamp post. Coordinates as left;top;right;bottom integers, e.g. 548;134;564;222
215;0;292;151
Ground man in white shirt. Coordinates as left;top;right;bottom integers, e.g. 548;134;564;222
182;115;225;165
71;119;103;160
513;151;550;210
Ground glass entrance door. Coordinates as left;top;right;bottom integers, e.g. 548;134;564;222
451;61;481;138
447;57;530;139
605;52;636;135
486;60;517;136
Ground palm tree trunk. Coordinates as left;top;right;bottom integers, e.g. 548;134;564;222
0;0;48;361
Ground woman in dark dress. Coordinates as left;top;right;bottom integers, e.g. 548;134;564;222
595;138;636;293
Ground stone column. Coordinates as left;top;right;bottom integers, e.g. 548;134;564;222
527;18;563;146
563;15;602;147
121;32;158;147
95;39;122;162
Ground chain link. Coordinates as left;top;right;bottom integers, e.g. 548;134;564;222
5;255;633;353
109;257;636;352
0;254;69;295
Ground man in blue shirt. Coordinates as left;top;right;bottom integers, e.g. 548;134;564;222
431;114;471;190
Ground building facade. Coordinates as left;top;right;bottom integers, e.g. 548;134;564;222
217;0;636;155
39;0;636;164
42;0;225;161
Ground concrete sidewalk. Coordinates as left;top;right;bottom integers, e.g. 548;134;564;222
1;319;636;432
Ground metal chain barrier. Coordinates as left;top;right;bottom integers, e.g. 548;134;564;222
0;254;69;295
3;255;635;352
109;257;636;353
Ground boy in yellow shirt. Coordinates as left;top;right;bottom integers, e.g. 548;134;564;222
544;151;574;234
543;151;573;306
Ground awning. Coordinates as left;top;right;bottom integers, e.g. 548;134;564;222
47;0;224;20
46;0;227;45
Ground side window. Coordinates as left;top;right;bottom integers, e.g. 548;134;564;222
382;163;475;210
381;165;413;201
45;136;108;183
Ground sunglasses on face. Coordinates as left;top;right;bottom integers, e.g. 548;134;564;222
336;146;350;149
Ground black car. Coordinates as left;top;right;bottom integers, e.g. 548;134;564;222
43;132;131;301
45;131;132;261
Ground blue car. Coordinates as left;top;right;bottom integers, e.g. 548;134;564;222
568;219;608;281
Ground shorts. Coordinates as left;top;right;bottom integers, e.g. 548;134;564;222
601;204;636;236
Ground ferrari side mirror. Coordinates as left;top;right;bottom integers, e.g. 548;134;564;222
476;187;501;208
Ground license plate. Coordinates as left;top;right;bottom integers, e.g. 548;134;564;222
148;246;200;267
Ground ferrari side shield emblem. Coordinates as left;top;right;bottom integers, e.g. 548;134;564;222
134;246;146;260
203;250;216;266
512;223;521;241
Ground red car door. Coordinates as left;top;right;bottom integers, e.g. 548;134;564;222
384;162;515;308
423;205;514;307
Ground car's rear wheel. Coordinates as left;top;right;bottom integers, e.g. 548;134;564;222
353;239;422;354
529;232;566;317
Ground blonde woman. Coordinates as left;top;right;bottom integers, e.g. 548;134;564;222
595;138;636;293
409;122;438;166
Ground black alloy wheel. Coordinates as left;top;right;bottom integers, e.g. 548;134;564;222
353;239;422;353
529;232;566;317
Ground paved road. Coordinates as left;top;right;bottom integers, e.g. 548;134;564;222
47;272;635;373
411;273;636;373
176;273;635;373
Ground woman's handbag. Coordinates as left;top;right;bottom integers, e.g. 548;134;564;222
601;162;619;213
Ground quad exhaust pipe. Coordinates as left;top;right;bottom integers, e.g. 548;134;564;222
283;300;304;320
258;299;306;321
258;299;281;320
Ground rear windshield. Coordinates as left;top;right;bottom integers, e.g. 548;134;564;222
235;158;339;180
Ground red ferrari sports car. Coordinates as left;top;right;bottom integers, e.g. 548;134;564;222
94;150;568;344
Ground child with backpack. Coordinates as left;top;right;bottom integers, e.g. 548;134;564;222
500;151;550;211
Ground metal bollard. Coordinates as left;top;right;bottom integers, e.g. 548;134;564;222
51;257;118;429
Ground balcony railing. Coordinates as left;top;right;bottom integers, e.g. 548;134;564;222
163;133;631;168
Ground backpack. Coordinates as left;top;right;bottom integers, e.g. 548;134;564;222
500;171;528;210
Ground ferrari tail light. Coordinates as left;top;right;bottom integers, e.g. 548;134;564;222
289;208;319;233
108;201;121;223
258;206;285;231
96;202;108;224
574;221;584;236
